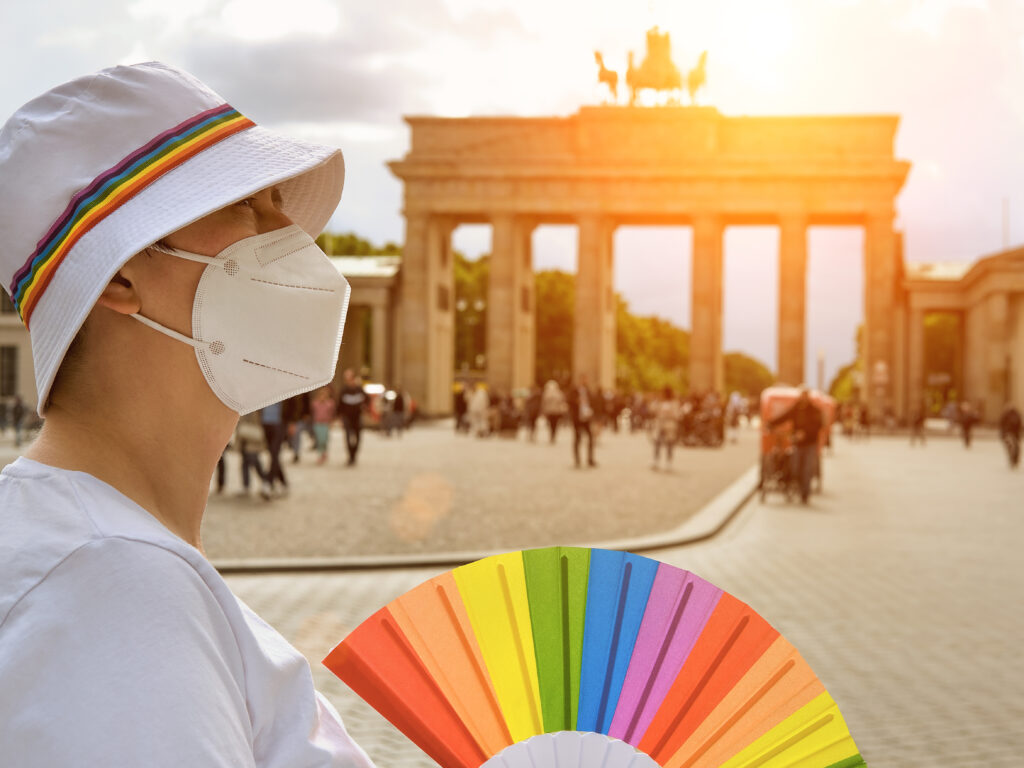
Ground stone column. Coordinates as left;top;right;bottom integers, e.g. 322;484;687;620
777;213;807;386
398;212;454;415
574;214;616;389
488;214;536;394
337;306;365;384
691;214;724;393
984;291;1011;421
370;301;388;384
907;306;925;416
863;212;898;415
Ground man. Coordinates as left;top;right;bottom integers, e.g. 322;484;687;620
260;400;289;494
768;387;823;504
999;403;1022;468
337;368;368;466
0;63;372;766
568;373;598;468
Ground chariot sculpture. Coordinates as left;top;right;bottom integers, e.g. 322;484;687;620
595;27;707;106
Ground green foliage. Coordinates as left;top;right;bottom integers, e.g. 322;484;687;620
829;324;864;401
724;352;774;397
829;360;860;401
315;231;402;256
534;270;575;383
454;252;489;371
615;295;690;393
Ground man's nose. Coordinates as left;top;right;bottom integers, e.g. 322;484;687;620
257;205;294;234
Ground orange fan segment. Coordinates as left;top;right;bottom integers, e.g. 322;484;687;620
663;635;825;768
388;573;514;757
322;605;487;768
639;592;779;761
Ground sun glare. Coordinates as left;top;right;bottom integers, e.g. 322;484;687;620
714;1;795;90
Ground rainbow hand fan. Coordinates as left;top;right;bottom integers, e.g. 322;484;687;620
323;548;866;768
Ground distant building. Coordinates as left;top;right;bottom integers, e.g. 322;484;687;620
904;247;1024;421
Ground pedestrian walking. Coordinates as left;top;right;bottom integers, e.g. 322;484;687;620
237;410;272;500
768;387;823;504
453;381;469;433
311;385;337;464
468;383;490;437
524;385;542;441
999;403;1021;468
0;61;372;765
283;391;313;462
338;368;367;466
541;379;566;443
389;386;407;436
959;401;978;448
568;374;598;468
260;400;288;495
910;405;926;446
650;386;681;471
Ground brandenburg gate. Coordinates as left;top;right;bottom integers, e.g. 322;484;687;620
390;107;909;415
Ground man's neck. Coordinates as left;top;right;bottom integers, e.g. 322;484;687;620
25;397;233;552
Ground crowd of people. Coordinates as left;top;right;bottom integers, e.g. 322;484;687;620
211;369;410;499
452;377;754;470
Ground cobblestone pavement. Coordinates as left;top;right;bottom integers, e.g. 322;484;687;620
226;433;1024;768
201;421;757;562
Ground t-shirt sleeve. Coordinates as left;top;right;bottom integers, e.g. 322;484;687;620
0;537;256;768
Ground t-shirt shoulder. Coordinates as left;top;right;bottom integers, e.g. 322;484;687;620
0;457;212;629
0;536;255;767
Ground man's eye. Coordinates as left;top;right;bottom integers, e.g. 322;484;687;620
236;198;255;209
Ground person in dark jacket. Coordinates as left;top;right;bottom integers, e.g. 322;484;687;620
999;403;1022;468
337;369;368;466
568;374;598;468
768;388;823;504
282;391;312;462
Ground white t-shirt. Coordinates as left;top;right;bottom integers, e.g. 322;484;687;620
0;457;375;768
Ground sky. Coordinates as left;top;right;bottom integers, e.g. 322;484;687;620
3;0;1024;385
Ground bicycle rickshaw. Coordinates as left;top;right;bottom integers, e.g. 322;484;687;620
758;386;834;502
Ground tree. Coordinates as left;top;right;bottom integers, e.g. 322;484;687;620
724;353;774;397
315;231;401;256
454;252;489;371
829;324;864;401
615;295;690;394
534;270;574;383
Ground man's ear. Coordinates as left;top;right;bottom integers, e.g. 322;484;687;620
94;266;142;316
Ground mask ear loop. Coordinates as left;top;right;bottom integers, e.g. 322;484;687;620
147;242;222;267
129;243;226;354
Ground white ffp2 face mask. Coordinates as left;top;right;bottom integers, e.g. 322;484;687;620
132;225;349;415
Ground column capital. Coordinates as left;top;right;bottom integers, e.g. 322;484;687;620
691;212;724;230
777;211;809;229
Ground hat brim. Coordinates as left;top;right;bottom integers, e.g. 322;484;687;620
30;125;344;414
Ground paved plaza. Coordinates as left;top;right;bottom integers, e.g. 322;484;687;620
201;422;757;565
225;432;1024;768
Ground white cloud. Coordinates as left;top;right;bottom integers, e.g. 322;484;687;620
898;0;987;38
220;0;340;42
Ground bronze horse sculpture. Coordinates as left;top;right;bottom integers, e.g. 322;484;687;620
594;51;618;102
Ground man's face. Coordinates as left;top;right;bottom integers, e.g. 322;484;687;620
130;186;292;341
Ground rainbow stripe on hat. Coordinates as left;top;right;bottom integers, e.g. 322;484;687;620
10;103;254;326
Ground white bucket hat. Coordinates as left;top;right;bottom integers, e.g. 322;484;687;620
0;61;345;413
